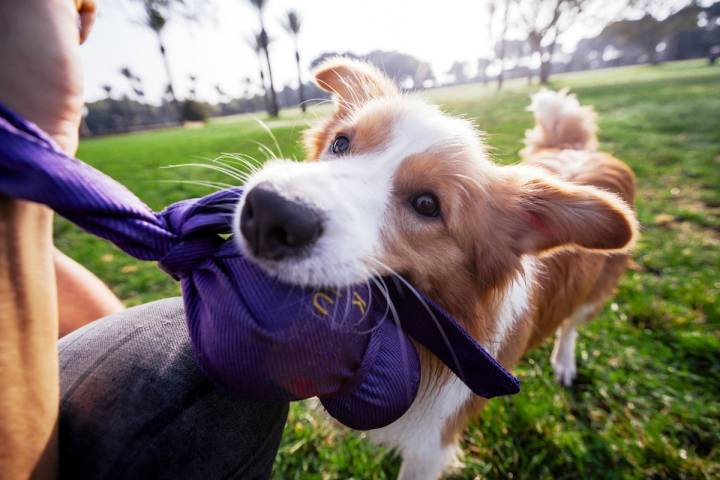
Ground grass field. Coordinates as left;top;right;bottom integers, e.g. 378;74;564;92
64;60;720;479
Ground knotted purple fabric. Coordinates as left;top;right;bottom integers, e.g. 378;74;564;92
0;103;519;430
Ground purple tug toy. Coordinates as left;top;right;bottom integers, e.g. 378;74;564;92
0;103;519;430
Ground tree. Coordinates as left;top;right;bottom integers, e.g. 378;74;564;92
496;0;513;90
482;1;498;87
446;61;468;84
310;50;434;89
604;1;703;65
215;84;228;101
131;0;206;120
120;66;133;83
245;32;271;115
247;0;279;117
281;9;306;113
476;58;491;85
188;74;198;99
518;0;587;84
120;66;145;101
141;1;179;115
242;76;253;98
241;76;256;111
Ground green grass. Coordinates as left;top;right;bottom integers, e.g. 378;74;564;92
65;59;720;478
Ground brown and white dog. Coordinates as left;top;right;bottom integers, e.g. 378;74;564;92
234;59;638;479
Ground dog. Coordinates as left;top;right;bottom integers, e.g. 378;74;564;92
233;59;638;480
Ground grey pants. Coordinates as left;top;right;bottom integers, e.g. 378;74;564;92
59;297;289;479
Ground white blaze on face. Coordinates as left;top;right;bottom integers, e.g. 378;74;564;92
233;97;479;287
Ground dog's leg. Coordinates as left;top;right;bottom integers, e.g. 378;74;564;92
370;376;472;480
397;442;460;480
551;303;597;387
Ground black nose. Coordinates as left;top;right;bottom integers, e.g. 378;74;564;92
240;185;323;260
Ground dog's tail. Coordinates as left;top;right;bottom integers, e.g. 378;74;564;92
522;88;598;155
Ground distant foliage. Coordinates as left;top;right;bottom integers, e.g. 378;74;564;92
310;50;435;89
569;3;720;71
84;98;176;135
87;1;720;136
180;99;209;122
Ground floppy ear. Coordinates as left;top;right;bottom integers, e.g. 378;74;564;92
312;57;398;115
304;58;398;160
510;176;638;255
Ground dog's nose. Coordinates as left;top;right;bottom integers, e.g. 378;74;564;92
240;185;323;260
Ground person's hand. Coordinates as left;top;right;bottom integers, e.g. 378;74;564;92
0;0;96;155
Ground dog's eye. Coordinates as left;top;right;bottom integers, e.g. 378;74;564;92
411;193;440;218
330;135;351;155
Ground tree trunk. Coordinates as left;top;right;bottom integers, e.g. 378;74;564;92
263;47;279;117
539;41;557;85
157;35;180;122
259;26;279;118
540;60;551;84
295;49;306;113
648;48;659;65
497;0;511;91
256;56;270;115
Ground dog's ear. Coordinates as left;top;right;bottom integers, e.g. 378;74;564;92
507;176;638;255
312;57;398;115
304;58;398;160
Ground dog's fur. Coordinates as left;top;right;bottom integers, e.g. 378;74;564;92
234;59;638;479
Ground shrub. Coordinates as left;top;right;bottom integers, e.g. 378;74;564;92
180;99;209;122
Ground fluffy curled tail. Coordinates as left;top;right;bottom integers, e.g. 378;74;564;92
522;89;598;155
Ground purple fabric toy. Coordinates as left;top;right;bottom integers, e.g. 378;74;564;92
0;103;519;430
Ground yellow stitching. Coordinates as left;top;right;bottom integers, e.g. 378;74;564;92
352;291;367;315
313;292;335;316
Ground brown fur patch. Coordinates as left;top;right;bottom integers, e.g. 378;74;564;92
378;146;636;449
305;58;399;160
438;148;637;447
381;148;519;345
305;107;396;161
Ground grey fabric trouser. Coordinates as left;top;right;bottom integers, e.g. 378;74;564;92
59;297;289;479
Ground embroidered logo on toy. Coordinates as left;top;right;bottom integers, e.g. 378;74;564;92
312;289;367;317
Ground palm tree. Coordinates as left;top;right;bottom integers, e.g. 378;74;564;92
245;32;271;115
447;61;468;84
120;66;144;101
142;2;180;118
215;84;228;102
247;0;279;117
496;0;513;91
188;74;198;99
281;9;306;113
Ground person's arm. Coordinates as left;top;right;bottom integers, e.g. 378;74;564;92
0;200;59;478
55;248;125;336
0;1;96;477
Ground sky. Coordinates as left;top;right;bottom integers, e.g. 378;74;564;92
80;0;690;104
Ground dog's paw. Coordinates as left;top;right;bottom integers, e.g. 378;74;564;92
551;353;577;387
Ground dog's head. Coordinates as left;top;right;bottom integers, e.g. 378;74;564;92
234;59;637;312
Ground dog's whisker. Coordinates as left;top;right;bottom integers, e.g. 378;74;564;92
251;140;279;161
155;179;235;191
367;258;467;386
211;158;253;177
368;274;416;404
218;152;264;172
161;163;248;184
251;116;284;158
